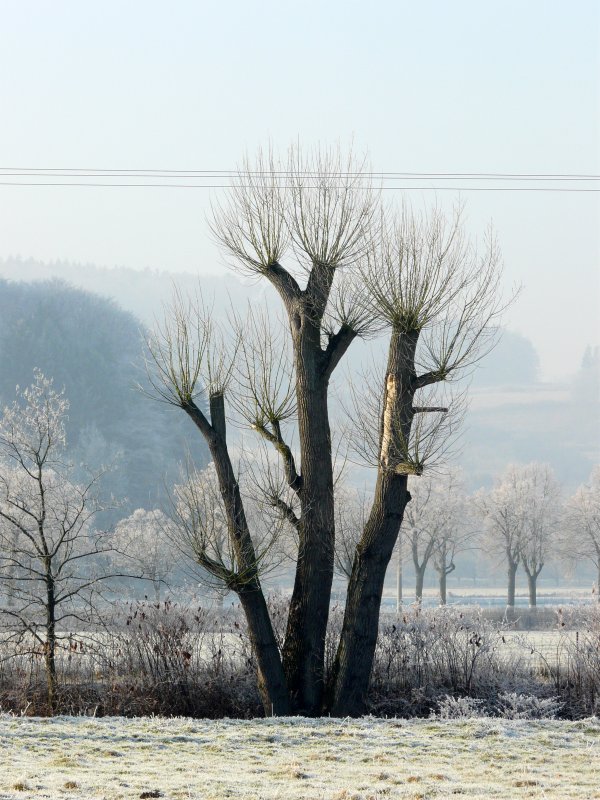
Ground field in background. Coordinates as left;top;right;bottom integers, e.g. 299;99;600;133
1;715;599;800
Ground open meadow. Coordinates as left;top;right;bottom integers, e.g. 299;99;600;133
1;714;599;800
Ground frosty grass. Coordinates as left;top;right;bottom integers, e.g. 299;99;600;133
1;715;599;799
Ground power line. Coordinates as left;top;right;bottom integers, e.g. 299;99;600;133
0;168;598;180
0;167;597;191
0;181;598;192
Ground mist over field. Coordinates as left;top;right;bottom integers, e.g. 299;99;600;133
0;258;598;601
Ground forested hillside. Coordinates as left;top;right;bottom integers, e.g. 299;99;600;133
0;278;208;514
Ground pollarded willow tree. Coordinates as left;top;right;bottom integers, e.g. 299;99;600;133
146;146;507;716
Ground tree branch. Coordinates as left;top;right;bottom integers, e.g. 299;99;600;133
252;420;303;494
321;324;357;381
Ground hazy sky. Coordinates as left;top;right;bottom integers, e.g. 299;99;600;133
0;0;598;380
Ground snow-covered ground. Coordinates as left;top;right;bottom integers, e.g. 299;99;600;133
1;715;599;799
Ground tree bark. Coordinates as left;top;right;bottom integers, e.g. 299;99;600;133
282;311;336;715
327;473;409;716
45;569;57;713
238;585;290;715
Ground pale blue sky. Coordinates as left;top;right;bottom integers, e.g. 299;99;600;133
0;0;598;379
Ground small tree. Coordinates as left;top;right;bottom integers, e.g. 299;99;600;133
516;464;561;608
0;371;114;711
474;467;523;611
402;479;438;604
478;463;560;610
565;466;600;600
402;471;470;605
112;508;178;601
430;472;472;605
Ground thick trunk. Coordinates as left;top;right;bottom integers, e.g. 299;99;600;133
327;473;409;716
597;563;600;603
327;328;418;716
527;572;537;608
238;585;290;715
283;321;335;715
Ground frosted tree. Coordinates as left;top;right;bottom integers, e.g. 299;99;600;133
112;508;178;601
477;463;561;610
516;464;561;608
474;467;524;611
402;478;438;604
0;371;114;711
565;466;600;600
430;471;472;605
402;470;470;604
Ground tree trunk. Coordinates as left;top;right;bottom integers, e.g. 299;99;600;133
597;562;600;603
527;572;537;608
507;559;517;610
183;397;291;715
439;569;447;605
282;323;335;714
238;585;290;715
45;571;57;713
415;566;426;605
327;473;409;716
396;536;403;613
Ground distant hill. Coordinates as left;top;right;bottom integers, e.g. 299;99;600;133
0;257;597;491
0;276;209;515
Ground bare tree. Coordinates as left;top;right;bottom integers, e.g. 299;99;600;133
0;371;115;711
474;467;524;611
517;464;561;608
430;471;472;605
333;486;371;583
565;466;600;600
402;478;438;604
146;145;507;716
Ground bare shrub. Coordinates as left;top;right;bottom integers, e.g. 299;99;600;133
368;606;529;716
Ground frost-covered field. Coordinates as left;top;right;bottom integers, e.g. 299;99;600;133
1;715;600;799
